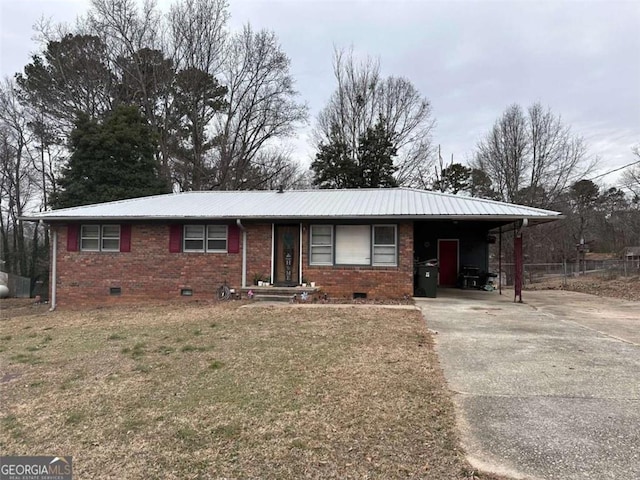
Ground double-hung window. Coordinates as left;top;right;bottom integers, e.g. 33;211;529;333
206;225;227;252
183;225;228;253
310;225;333;265
80;225;120;252
372;225;397;266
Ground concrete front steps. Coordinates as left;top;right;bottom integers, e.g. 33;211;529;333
240;286;321;302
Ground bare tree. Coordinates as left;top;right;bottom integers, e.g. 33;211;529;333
87;0;176;180
622;145;640;200
315;47;435;187
168;0;229;74
212;25;308;190
0;79;39;276
473;102;595;208
474;104;529;203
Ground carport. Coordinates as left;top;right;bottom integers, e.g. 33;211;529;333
413;215;559;301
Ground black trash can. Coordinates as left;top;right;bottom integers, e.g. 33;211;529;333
417;265;438;298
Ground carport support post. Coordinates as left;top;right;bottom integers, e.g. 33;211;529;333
498;227;502;295
514;233;523;303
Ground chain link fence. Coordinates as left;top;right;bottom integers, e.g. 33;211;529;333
0;271;32;297
491;259;640;287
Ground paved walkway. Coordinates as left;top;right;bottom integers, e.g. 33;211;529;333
416;289;640;480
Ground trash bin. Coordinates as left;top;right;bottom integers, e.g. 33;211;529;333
417;264;438;298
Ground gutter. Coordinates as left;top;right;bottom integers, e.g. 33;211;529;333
20;213;564;223
236;219;247;288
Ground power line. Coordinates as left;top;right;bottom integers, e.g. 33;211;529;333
587;159;640;181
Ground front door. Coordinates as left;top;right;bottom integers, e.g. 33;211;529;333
438;239;459;286
274;224;300;287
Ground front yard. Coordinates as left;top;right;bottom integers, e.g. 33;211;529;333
1;300;497;479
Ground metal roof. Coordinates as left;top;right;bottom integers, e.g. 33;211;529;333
22;187;563;223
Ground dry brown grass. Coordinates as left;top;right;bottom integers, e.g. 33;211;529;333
1;300;506;479
525;274;640;302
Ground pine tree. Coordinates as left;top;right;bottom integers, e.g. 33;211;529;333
53;105;169;208
357;120;398;188
311;117;398;188
311;129;359;188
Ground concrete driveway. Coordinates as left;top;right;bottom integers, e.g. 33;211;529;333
415;289;640;480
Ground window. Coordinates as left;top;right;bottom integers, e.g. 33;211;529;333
80;225;100;251
80;225;120;252
183;225;228;253
373;225;397;266
310;225;333;265
184;225;205;252
335;225;370;265
101;225;121;251
310;224;398;267
207;225;227;252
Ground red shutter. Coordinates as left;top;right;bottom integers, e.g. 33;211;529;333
67;224;79;252
228;224;240;254
120;225;132;252
169;224;182;253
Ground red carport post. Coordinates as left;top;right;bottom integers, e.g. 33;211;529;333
514;233;523;303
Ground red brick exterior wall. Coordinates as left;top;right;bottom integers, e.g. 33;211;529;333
50;221;414;307
301;222;414;299
245;224;272;285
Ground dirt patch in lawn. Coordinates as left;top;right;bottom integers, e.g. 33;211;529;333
0;302;508;479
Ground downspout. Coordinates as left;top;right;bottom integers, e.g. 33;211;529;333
299;222;303;286
49;226;57;311
236;219;247;288
270;224;275;285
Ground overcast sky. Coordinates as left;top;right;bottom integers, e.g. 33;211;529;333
1;0;639;187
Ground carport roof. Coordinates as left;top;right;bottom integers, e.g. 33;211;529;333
22;187;563;223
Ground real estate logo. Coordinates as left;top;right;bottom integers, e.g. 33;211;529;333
0;456;72;480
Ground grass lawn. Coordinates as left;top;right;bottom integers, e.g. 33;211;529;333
1;300;505;479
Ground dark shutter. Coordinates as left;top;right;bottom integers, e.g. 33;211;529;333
228;224;240;254
120;225;132;252
67;224;79;252
169;224;182;253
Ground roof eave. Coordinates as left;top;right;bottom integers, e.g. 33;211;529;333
22;214;564;223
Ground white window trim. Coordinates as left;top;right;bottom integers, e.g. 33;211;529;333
80;224;120;252
310;225;334;266
101;225;121;252
372;224;398;267
206;225;228;253
183;225;205;252
183;224;228;253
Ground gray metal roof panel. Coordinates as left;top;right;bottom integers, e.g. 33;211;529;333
22;187;563;221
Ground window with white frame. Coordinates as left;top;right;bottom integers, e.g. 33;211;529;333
184;225;205;251
372;225;397;265
310;225;333;265
183;225;228;252
101;225;121;251
310;224;398;267
207;225;227;252
80;225;100;251
80;225;120;252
